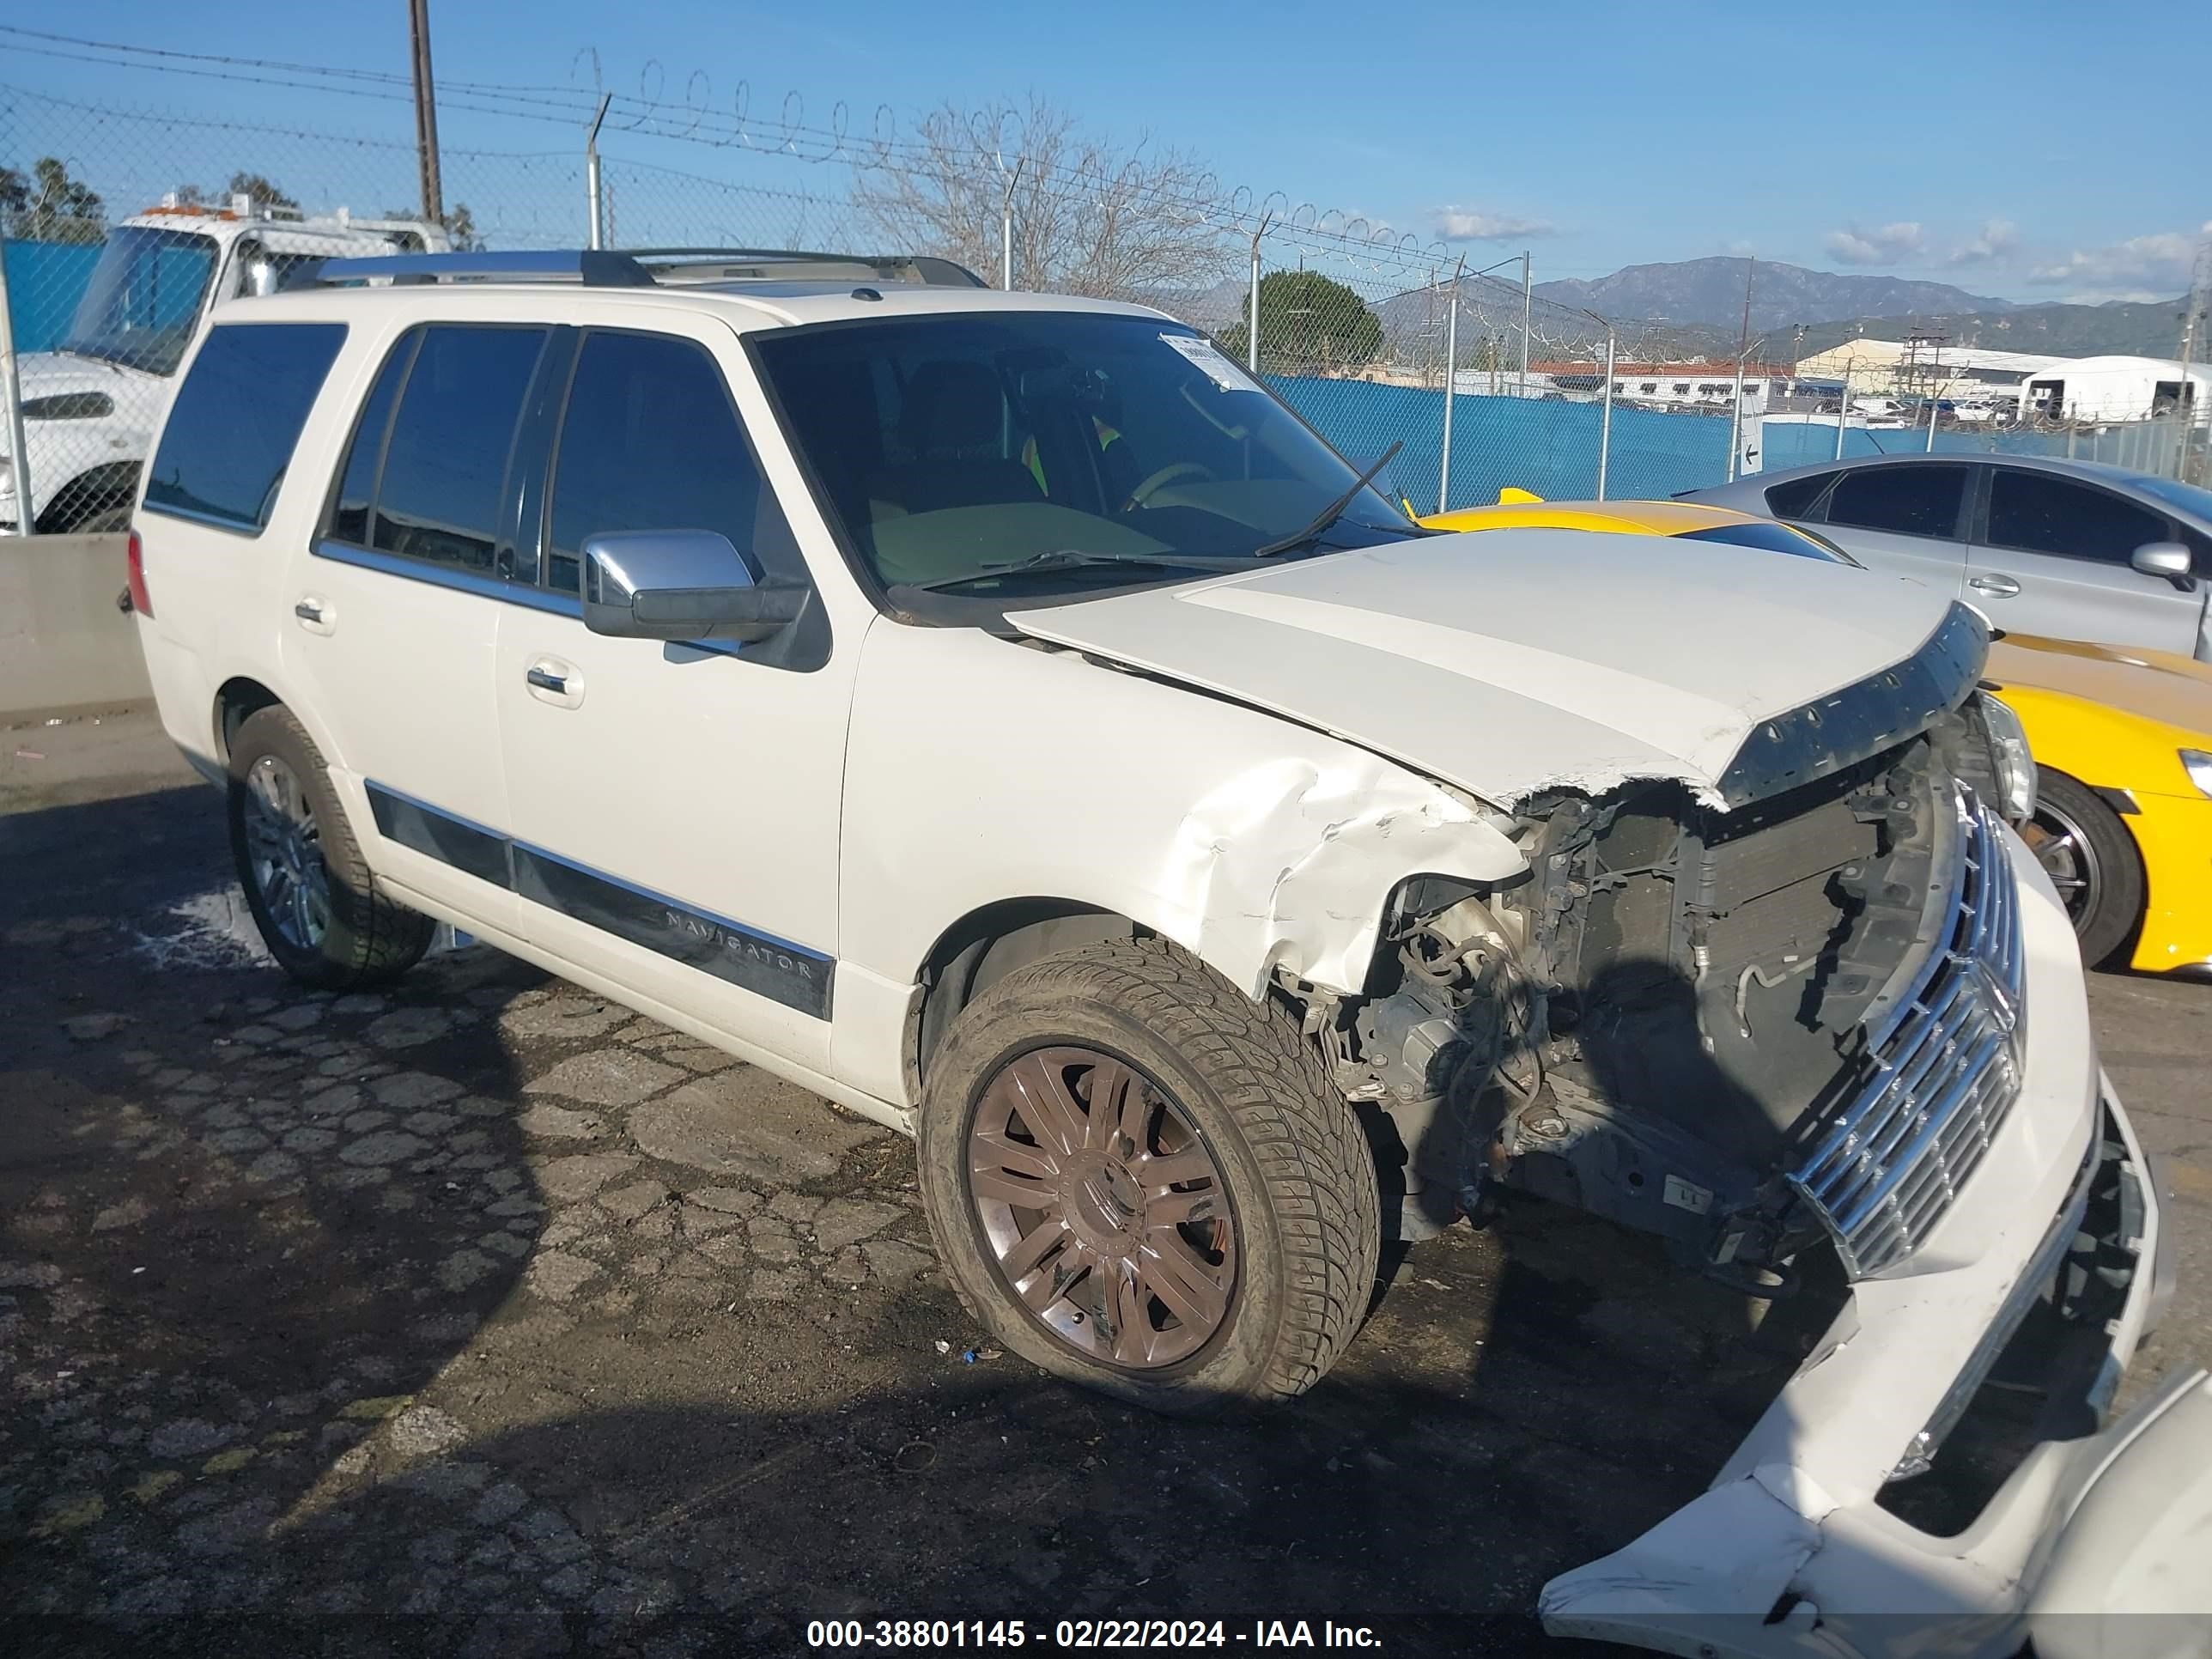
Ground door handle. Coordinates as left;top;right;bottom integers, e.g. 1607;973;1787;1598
1968;574;2021;598
292;595;334;634
525;665;568;694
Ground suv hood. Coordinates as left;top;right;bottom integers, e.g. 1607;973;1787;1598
1010;528;1969;809
15;351;159;398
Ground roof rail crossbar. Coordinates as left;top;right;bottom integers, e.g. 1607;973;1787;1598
292;250;657;289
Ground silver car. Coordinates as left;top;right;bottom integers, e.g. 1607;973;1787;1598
1685;454;2210;660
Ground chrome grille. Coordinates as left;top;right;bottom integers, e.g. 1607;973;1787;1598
1790;788;2026;1277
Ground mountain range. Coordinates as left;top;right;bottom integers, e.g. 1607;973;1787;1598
1168;257;2191;364
1532;257;2014;334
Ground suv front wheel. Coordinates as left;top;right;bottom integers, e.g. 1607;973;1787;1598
917;937;1379;1413
227;705;434;989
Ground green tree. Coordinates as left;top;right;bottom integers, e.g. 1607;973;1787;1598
226;172;299;212
382;203;481;251
1216;270;1382;374
1;156;106;243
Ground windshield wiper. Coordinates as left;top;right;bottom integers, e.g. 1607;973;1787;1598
1249;441;1404;559
900;547;1255;594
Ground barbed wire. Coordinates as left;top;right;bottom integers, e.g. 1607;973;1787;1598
0;26;1494;283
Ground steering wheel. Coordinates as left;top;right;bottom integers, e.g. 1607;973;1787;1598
1121;461;1214;512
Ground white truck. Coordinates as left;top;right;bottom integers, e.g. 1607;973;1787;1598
124;249;2203;1657
1;195;447;533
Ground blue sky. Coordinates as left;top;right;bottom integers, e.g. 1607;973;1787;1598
7;0;2207;301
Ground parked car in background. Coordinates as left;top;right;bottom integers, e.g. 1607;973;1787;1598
0;195;447;534
1681;453;2211;662
1424;495;2212;974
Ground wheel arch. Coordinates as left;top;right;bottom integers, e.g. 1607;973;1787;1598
213;676;287;763
903;898;1144;1103
33;460;142;534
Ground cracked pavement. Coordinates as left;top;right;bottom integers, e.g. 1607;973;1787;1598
3;712;2208;1656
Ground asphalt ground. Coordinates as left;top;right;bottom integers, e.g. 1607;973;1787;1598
3;709;2207;1658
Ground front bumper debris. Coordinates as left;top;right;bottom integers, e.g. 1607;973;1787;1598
1540;828;2205;1657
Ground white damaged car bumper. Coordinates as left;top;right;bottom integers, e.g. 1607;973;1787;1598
1541;827;2204;1658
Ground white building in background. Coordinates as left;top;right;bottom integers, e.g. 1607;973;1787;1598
2017;356;2212;425
1793;337;2069;398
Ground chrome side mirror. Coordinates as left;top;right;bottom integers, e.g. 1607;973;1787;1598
2130;541;2194;587
581;530;809;644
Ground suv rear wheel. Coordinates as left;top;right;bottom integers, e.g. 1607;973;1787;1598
227;705;434;989
917;937;1379;1414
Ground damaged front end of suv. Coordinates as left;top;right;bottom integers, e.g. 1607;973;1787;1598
1332;602;2015;1291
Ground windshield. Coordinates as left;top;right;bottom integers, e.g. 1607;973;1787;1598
60;227;220;376
1676;520;1861;565
2131;475;2212;524
751;311;1413;594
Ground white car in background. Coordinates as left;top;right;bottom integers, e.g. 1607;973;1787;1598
1;195;446;533
125;248;2203;1656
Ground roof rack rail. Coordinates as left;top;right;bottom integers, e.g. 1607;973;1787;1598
622;246;988;289
284;246;990;294
290;250;657;289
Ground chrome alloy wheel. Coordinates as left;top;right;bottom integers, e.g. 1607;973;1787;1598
965;1046;1237;1370
240;753;333;951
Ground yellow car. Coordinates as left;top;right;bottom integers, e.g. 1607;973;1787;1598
1422;496;2212;975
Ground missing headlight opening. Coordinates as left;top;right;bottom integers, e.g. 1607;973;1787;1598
1329;691;2016;1292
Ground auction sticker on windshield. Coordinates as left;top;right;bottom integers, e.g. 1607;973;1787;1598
1160;331;1261;393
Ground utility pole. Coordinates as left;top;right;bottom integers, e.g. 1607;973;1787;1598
408;0;444;225
584;94;611;250
1518;249;1532;397
998;157;1024;291
2176;237;2211;481
1726;257;1754;483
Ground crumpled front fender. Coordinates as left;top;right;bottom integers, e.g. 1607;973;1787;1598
1164;754;1526;1000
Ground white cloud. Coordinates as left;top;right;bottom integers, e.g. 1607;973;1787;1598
1435;206;1558;241
1824;222;1927;265
2028;225;2207;295
1948;219;2019;265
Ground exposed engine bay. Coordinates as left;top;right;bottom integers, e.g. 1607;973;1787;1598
1327;668;2012;1288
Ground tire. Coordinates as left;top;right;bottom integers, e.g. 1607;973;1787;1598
2027;768;2145;969
226;706;434;989
917;936;1379;1414
71;503;133;534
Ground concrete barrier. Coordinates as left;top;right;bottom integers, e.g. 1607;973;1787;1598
0;532;152;724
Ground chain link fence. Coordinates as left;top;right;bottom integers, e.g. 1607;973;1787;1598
3;71;2206;537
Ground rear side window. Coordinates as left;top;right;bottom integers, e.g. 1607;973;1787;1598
357;325;548;571
1764;471;1830;518
329;331;417;546
1985;470;2168;563
544;330;796;593
143;322;345;532
1824;465;1966;539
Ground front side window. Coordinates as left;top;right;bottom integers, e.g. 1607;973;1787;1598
368;325;548;571
61;227;220;376
751;312;1411;596
1986;470;2168;563
544;330;796;594
1825;464;1966;539
143;322;346;532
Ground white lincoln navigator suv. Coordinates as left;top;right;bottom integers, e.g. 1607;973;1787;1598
126;249;2200;1654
